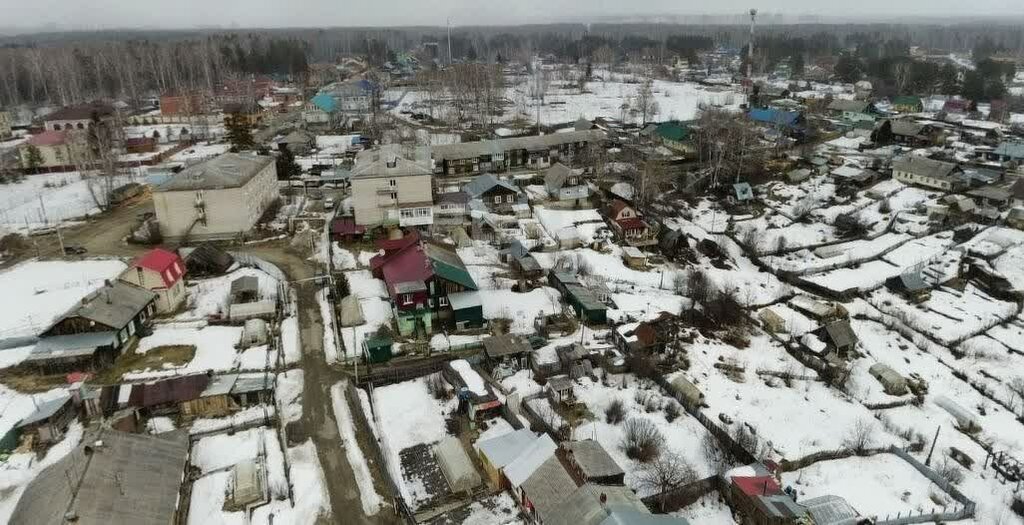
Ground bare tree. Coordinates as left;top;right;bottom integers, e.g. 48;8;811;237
634;78;659;125
637;451;698;512
621;417;665;462
843;418;876;454
606;398;627;424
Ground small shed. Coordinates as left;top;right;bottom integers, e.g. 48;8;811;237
561;440;625;485
621;246;648;269
483;333;532;371
869;363;908;396
240;319;269;348
758;308;787;333
185;243;235;277
433;436;482;494
813;319;858;356
339;295;366;327
671;375;704;407
546;375;575;405
564;284;608;325
16;395;75;445
448;291;484;330
362;334;394;364
885;272;931;303
230;275;260;304
733;182;754;202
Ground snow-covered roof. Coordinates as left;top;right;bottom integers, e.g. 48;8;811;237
476;428;540;468
504;433;557;487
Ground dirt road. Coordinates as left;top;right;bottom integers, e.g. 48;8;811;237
244;244;399;525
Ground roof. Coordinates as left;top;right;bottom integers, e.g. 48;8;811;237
520;455;579;520
609;200;633;217
330;217;367;236
574;118;594;131
889;120;927;137
157;153;274;192
26;332;119;362
425;243;478;290
505;433;558;487
433;436;482;493
278;129;315;146
892;271;929;292
231;275;259;296
548;375;573;392
431;130;605;162
565;284;607;313
994;141;1024;159
128;374;210;407
476;429;540;468
231;373;274;394
52;281;156;331
600;509;690;525
563;440;625;480
10;428;189;525
25;130;69;147
545;163;578;192
464;173;520;199
967;185;1012;201
732;475;783;497
44;102;115;122
184;243;234;274
891;155;959;182
748;108;801;127
483;333;533;358
756;494;808;519
892;96;923;107
17;395;72;427
548;484;648;525
352;145;432;180
132;248;184;287
655;121;690;142
436;191;471;204
821;319;858;348
828;99;872;113
310;93;337;113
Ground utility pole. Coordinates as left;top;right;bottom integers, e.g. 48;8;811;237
447;18;453;67
747;8;757;81
925;425;941;466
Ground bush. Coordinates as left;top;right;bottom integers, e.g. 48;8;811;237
605;398;627;424
664;401;681;422
426;372;451;400
645;396;661;413
937;457;965;485
622;417;665;463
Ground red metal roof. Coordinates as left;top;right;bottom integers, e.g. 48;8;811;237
25;130;68;147
127;374;209;408
733;476;782;497
609;199;632;217
380;243;433;298
330;217;366;236
370;231;421;274
616;217;647;231
133;248;185;287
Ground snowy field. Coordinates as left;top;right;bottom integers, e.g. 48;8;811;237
392;73;745;127
0;259;127;341
782;454;948;519
869;285;1016;345
571;375;722;495
124;324;268;380
0;172;139;231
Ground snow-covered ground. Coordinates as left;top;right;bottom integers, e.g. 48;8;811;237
177;267;279;320
337;270;393;360
0;171;138;231
125;324;257;380
0;259;127;341
330;382;383;515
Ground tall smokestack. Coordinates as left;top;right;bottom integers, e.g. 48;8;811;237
747;9;757;80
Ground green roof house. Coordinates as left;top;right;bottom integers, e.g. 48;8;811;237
892;96;923;113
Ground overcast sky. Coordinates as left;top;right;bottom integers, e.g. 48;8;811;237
2;0;1022;30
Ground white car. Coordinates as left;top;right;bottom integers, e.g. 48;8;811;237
324;198;336;210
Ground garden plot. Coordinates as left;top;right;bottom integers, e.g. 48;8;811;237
427;492;523;525
0;171;137;231
534;207;607;245
681;334;890;460
844;357;913;406
608;289;690;323
480;287;563;333
122;325;248;380
697;236;791;307
370;377;459;510
570;375;721;495
756;304;817;338
962;227;1024;260
782;454;948;519
763;233;911;274
764;176;838;220
986;318;1024;354
957;335;1024;403
803;260;903;293
994;244;1024;290
177;267;280;320
533;248;678;290
868;286;1017;345
0;259;127;340
881;231;956;268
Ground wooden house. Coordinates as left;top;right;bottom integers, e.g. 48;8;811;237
464;174;522;213
885;272;931;303
560;440;625;486
119;248;187;314
546;375;575;405
16;396;76;445
483;333;533;373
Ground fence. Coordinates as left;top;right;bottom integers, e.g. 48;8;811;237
641;475;724;513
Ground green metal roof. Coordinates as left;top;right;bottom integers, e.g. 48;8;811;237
892;96;922;107
655;122;690;142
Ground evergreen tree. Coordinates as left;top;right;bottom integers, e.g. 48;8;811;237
790;53;805;78
834;54;862;83
938;64;959;95
22;145;43;173
275;146;301;180
225;116;255;151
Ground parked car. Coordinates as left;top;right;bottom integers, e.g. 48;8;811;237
64;245;87;255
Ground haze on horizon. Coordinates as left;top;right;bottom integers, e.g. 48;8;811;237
2;0;1023;32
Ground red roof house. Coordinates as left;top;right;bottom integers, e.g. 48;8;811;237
732;475;782;498
25;130;70;147
119;248;188;314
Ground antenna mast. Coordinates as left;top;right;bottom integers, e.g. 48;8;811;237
747;8;758;81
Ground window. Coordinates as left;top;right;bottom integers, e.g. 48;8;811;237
494;195;502;204
164;270;173;283
389;179;397;187
128;320;136;336
390;192;398;201
400;208;415;219
506;195;514;203
439;296;449;307
402;293;413;305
